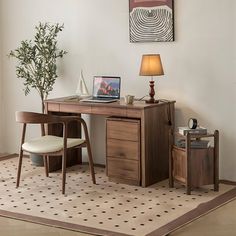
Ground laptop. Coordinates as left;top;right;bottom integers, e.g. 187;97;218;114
81;76;121;103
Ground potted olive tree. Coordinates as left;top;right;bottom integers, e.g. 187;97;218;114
9;22;67;113
9;22;67;165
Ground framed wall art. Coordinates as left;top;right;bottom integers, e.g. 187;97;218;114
129;0;174;42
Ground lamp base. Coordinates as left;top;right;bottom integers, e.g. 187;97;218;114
146;80;159;104
145;99;159;104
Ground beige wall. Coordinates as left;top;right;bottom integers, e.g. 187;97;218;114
1;0;236;180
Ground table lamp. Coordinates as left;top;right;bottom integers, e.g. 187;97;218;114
139;54;164;103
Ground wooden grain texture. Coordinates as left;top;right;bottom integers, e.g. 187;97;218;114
60;104;92;114
91;107;126;117
170;131;219;194
107;139;139;160
141;103;175;186
47;103;60;112
106;118;140;184
15;111;95;194
107;157;139;181
172;147;214;187
106;119;140;141
214;130;219;191
126;109;142;118
172;148;187;183
45;110;82;172
45;98;176;187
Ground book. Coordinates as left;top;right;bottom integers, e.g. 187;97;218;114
176;139;210;149
178;126;207;135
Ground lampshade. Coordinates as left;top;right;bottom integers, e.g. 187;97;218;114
139;54;164;76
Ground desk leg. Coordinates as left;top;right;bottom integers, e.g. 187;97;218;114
186;133;191;195
214;130;219;191
169;130;174;188
47;112;82;172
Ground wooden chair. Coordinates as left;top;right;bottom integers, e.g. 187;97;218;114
15;111;96;194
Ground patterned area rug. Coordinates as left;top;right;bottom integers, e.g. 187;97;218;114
0;155;236;236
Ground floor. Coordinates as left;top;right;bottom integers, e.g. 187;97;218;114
0;199;235;236
1;154;235;235
2;156;234;236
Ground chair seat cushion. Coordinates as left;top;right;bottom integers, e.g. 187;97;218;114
22;135;85;154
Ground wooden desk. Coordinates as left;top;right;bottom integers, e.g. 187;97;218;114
44;97;175;187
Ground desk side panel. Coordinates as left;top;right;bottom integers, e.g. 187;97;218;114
142;103;175;186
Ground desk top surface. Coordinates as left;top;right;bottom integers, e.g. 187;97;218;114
45;96;175;110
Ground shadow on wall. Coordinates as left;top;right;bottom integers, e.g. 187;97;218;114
175;107;205;128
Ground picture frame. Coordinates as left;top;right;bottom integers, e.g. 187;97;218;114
129;0;174;42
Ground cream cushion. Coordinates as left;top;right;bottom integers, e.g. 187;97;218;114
22;135;85;154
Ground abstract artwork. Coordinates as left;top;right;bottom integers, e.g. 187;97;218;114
129;0;174;42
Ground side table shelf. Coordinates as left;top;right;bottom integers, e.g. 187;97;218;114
169;130;219;195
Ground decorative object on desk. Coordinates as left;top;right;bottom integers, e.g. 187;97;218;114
8;22;67;166
124;95;135;105
139;54;164;103
129;0;174;42
188;118;198;129
178;126;207;135
8;22;67;113
75;70;90;98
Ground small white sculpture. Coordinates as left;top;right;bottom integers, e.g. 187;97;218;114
76;70;90;98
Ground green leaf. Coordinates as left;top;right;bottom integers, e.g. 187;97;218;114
8;22;67;112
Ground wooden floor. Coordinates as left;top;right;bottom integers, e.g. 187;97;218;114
170;198;236;236
0;199;235;236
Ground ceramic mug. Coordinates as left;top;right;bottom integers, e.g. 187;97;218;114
124;95;135;105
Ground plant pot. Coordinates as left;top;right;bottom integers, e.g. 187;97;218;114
30;153;44;166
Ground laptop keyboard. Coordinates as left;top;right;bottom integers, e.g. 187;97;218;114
91;97;116;100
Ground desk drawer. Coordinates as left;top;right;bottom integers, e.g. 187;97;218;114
107;139;139;160
60;104;91;114
106;119;140;141
127;109;142;118
107;158;139;180
91;107;126;116
47;103;60;112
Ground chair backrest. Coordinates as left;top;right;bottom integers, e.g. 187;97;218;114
15;111;61;124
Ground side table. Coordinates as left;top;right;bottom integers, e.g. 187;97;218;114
169;130;219;195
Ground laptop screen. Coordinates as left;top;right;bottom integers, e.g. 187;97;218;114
93;76;121;98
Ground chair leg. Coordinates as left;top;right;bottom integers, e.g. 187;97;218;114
62;152;67;194
16;149;24;188
43;155;49;177
86;143;96;184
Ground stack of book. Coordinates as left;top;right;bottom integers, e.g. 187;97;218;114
175;139;210;149
178;126;207;135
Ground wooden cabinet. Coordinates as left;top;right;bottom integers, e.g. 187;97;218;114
169;131;219;194
106;117;140;185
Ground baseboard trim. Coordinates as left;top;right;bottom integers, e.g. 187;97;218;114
220;180;236;185
0;153;18;160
